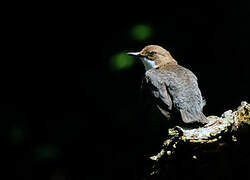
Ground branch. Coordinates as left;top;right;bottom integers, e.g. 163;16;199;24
149;101;250;177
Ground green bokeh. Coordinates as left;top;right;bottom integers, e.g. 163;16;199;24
10;127;26;144
35;145;61;160
110;52;136;71
131;24;153;41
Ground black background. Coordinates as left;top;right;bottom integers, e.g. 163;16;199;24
2;1;250;180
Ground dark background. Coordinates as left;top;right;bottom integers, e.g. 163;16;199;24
2;1;249;180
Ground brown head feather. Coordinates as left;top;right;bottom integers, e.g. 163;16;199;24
139;45;177;66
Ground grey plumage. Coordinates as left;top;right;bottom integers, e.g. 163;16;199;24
128;45;208;124
145;65;208;123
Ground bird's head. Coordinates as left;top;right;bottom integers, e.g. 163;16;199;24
128;45;177;71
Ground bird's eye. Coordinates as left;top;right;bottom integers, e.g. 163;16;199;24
148;51;156;56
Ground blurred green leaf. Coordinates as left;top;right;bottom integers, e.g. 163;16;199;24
131;24;153;41
110;52;136;71
35;145;61;160
10;127;26;144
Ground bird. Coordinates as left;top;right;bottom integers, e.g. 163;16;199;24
128;45;208;124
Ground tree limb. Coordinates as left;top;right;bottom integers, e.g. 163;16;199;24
149;101;250;177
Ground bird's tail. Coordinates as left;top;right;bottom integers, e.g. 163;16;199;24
180;110;208;124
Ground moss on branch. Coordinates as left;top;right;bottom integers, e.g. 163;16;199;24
149;101;250;177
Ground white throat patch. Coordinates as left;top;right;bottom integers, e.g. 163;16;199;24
140;57;158;71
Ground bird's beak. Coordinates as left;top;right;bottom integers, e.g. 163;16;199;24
127;52;140;56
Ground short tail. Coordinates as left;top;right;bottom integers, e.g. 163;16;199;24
180;110;208;124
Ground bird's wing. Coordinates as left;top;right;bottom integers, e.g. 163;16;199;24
160;65;207;123
145;69;173;112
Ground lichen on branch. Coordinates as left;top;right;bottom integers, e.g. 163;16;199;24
149;101;250;176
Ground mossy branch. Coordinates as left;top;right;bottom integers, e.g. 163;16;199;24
149;101;250;177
